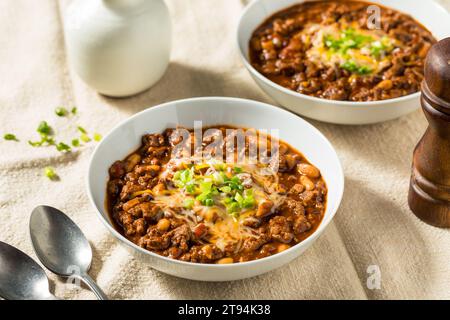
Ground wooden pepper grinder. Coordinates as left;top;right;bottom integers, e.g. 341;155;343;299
408;37;450;227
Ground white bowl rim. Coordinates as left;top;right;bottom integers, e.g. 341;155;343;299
236;0;449;106
86;96;345;269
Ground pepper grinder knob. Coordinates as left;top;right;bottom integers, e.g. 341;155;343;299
408;37;450;227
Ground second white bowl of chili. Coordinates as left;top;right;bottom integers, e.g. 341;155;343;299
237;0;450;124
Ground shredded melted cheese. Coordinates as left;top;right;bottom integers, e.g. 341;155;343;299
303;22;398;74
153;159;288;250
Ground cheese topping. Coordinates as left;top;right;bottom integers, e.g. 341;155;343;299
153;159;287;248
302;22;398;75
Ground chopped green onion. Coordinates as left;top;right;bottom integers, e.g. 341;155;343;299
225;176;243;191
55;107;68;117
185;184;196;194
173;164;250;210
28;140;42;147
196;191;211;203
184;198;195;209
72;139;80;147
220;186;231;193
56;142;71;152
178;169;194;184
80;133;91;143
226;202;240;214
212;172;225;184
44;167;58;180
180;170;191;183
28;134;55;147
45;136;55;145
178;170;186;182
242;195;256;209
222;197;233;205
370;37;394;58
324;28;374;54
340;61;372;75
234;192;244;204
37;121;52;136
77;126;87;134
4;133;18;141
324;36;341;50
200;181;213;193
341;60;358;72
93;133;102;142
211;187;219;196
233;167;243;174
71;107;77;115
357;65;372;75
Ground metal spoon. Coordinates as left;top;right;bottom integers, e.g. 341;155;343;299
0;241;59;300
29;205;108;300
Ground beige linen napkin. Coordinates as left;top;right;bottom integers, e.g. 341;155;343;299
0;0;449;299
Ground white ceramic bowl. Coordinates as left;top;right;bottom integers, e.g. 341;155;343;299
87;97;344;281
237;0;450;125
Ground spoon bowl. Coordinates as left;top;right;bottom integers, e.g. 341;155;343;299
30;205;108;300
0;241;57;300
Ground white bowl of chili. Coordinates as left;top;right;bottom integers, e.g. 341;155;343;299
237;0;450;124
87;97;344;281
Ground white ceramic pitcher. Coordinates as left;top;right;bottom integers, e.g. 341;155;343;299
64;0;171;97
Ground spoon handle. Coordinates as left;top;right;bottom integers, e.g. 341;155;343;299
79;273;108;300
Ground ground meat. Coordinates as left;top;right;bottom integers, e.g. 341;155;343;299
107;179;123;197
242;217;261;228
289;183;305;196
281;199;306;216
299;190;319;207
119;182;144;201
147;146;168;158
180;245;224;263
268;216;294;243
133;218;146;236
144;203;161;220
143;133;165;148
322;85;349;101
135;165;160;176
137;174;157;188
199;245;224;261
279;198;311;235
119;212;136;236
272;150;301;173
293;215;311;235
168;224;192;252
138;227;171;251
242;234;270;253
164;129;184;147
165;247;184;259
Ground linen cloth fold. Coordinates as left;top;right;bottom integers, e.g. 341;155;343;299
0;0;449;299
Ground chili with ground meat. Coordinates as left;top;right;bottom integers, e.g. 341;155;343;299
106;126;327;264
249;0;436;101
